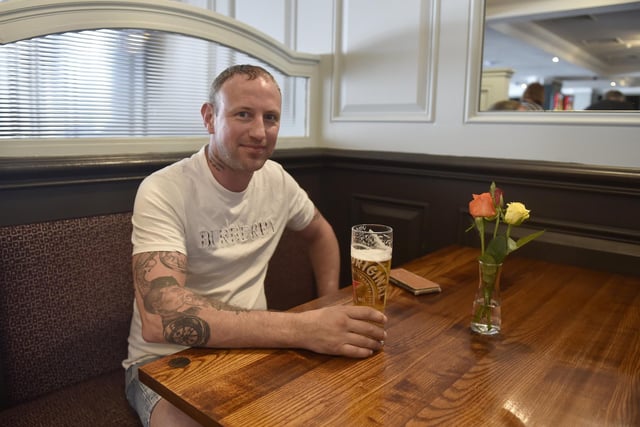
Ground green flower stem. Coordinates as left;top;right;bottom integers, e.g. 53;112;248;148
475;217;486;255
493;211;501;240
473;262;499;329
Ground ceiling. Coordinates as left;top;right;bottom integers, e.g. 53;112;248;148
482;1;640;95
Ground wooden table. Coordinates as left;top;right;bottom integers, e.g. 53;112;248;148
139;245;640;426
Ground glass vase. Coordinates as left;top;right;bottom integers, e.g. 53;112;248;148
470;260;503;335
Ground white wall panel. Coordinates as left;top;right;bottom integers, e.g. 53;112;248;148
331;0;438;121
314;0;639;168
2;0;638;167
295;1;334;53
235;0;288;45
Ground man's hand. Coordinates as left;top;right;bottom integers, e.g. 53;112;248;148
295;305;387;358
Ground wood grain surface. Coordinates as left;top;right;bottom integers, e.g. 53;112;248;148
139;245;640;426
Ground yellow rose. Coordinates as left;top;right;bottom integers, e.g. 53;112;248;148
504;202;530;225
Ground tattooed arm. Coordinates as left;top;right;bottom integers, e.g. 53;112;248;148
133;251;245;347
132;250;385;356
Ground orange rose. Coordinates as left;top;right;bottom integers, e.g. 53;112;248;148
469;192;496;218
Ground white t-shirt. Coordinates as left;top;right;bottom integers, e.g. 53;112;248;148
123;146;315;368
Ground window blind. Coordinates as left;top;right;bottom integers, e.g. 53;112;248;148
0;28;307;139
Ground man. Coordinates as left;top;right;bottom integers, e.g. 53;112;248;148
123;65;387;427
586;90;634;110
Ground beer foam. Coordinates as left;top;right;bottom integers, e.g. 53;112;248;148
351;247;392;262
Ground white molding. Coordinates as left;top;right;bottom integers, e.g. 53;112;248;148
464;0;640;126
0;0;322;157
330;0;439;122
0;0;318;77
0;135;316;157
285;0;297;50
486;0;640;22
0;137;208;157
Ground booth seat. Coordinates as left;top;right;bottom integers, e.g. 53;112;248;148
0;212;316;426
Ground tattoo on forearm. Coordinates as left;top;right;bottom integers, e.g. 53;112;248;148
163;315;210;346
140;270;248;347
203;295;249;314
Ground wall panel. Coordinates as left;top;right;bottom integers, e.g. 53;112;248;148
350;194;430;266
321;150;640;283
2;148;637;287
331;0;438;121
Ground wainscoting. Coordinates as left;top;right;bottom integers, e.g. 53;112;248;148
318;150;640;283
2;148;638;284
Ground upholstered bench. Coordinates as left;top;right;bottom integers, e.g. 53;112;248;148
0;212;316;426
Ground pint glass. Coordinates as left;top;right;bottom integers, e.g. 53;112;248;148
351;224;393;312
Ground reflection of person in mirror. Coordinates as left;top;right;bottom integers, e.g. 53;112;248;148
489;100;526;111
520;83;545;111
586;90;634;110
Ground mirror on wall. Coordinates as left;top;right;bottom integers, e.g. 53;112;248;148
479;0;640;112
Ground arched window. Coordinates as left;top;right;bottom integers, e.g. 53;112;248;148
0;1;319;156
0;29;307;138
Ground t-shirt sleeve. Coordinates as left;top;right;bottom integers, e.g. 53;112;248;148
131;174;187;255
282;170;316;231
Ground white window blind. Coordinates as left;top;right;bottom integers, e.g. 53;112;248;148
0;28;308;139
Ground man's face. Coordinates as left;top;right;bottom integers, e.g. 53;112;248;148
206;74;281;173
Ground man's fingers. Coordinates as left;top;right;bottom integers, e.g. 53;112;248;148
346;305;388;324
340;342;381;358
347;320;386;342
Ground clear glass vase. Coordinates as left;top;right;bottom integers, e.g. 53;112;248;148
470;260;503;335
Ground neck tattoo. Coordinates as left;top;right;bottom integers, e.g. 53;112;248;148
206;147;225;172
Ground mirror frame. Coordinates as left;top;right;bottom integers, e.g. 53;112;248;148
464;0;639;126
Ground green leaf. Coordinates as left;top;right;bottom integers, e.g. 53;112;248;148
484;235;508;264
515;230;545;248
478;252;497;264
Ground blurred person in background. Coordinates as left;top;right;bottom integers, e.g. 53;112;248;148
520;82;545;111
586;90;634;110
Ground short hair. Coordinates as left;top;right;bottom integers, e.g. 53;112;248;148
604;90;625;101
522;82;544;106
208;64;280;108
489;100;522;111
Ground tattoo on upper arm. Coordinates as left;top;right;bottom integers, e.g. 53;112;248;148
159;252;186;273
134;251;186;296
133;252;157;295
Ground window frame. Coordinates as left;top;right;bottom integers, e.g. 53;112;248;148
0;0;321;158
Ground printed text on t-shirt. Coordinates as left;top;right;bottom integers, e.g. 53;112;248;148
199;220;275;248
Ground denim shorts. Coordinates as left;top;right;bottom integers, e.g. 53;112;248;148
125;358;162;427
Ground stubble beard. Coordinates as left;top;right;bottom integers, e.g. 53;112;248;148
207;143;268;174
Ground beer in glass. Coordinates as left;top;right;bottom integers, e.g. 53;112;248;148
351;224;393;312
